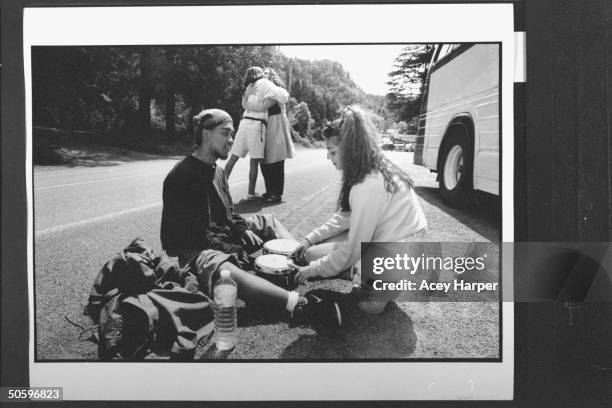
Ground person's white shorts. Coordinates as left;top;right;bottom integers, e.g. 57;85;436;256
231;118;266;159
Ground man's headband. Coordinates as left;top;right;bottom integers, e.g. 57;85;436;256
194;109;233;131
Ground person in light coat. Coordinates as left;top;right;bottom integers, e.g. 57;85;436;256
224;66;291;201
258;67;295;203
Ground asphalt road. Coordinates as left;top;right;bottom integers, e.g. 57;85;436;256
34;148;501;360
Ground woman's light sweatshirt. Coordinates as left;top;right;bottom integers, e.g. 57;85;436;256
305;171;427;277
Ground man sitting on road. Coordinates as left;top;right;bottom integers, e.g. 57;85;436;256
160;108;342;328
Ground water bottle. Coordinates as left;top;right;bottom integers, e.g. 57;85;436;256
213;269;237;350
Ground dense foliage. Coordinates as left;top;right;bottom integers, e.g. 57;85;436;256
385;45;435;124
31;45;388;143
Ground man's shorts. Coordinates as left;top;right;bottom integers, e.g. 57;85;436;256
192;250;236;297
188;214;290;296
231;118;266;159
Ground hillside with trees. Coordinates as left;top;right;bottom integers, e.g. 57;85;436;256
31;45;390;163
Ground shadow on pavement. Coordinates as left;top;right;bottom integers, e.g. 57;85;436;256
234;199;266;214
280;289;417;359
234;198;285;214
415;186;501;242
236;302;289;327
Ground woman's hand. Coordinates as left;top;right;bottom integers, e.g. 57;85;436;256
291;264;317;285
292;238;312;260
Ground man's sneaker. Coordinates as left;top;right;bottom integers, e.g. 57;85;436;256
292;293;342;329
265;195;282;203
356;281;401;314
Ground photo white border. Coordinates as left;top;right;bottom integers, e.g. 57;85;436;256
25;3;515;400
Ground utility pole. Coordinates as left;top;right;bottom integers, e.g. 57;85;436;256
288;58;293;94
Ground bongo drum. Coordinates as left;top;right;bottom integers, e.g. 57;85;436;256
254;254;297;290
262;239;300;257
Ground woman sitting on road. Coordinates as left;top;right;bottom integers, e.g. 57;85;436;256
292;105;427;314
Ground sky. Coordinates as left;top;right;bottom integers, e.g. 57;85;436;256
278;45;409;96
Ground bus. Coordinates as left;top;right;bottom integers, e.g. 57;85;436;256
414;44;499;206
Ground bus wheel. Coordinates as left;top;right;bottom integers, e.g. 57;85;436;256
439;130;473;206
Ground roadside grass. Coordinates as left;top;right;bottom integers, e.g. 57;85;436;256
33;127;322;167
34;136;192;167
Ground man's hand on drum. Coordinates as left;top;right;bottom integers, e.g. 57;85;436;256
292;237;311;260
291;264;317;285
241;230;263;247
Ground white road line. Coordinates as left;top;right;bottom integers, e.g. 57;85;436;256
35;172;167;191
34;159;328;191
279;184;336;224
35;202;164;236
296;184;336;206
35;162;326;236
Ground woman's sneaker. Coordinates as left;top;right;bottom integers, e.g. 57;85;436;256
292;293;343;329
246;193;261;201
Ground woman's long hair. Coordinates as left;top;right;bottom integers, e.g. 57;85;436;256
264;67;286;88
243;66;264;88
325;106;415;212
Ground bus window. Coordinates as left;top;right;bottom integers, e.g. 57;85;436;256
434;44;459;64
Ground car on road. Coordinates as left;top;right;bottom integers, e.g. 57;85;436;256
382;137;394;151
391;135;415;152
393;140;406;151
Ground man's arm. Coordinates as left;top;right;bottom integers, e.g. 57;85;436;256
215;167;249;236
228;194;249;236
231;212;249;236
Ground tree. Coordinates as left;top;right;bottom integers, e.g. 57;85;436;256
31;47;141;132
289;102;312;135
156;49;180;140
136;47;153;131
386;45;434;122
31;44;376;145
394;121;408;134
165;80;176;139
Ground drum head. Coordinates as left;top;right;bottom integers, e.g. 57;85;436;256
255;254;291;274
263;239;300;255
